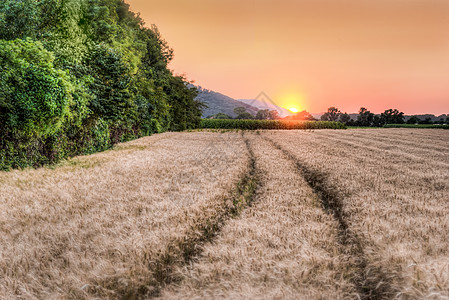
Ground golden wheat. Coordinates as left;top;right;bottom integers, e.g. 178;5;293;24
159;134;356;299
1;129;447;299
0;132;248;299
265;128;449;298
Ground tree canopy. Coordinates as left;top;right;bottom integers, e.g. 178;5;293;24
0;0;203;170
320;107;341;122
256;109;280;120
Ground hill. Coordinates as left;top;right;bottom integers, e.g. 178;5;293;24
238;93;292;117
195;87;259;118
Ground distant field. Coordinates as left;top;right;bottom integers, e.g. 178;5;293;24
1;129;448;299
383;124;449;129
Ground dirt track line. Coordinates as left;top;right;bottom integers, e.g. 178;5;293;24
145;135;260;298
264;136;397;300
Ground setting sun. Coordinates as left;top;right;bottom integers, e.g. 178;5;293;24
277;91;305;114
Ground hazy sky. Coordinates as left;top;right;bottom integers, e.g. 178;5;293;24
126;0;449;114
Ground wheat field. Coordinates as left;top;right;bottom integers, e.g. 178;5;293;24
265;129;449;299
0;129;448;299
160;134;357;299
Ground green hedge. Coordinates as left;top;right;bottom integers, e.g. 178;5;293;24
0;0;203;171
200;119;346;130
383;124;449;129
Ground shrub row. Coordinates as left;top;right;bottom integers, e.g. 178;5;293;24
200;119;346;130
0;1;203;171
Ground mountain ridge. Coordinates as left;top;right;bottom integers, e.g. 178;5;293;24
237;97;292;117
194;86;259;118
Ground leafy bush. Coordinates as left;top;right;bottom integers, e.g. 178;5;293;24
0;39;72;137
0;0;203;170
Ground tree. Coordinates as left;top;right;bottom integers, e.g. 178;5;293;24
285;110;315;121
235;112;254;120
380;109;405;125
320;107;341;121
268;110;281;120
256;109;270;120
407;116;420;124
0;0;204;170
166;76;202;131
339;113;351;124
357;107;374;126
233;107;254;119
81;44;132;122
211;113;232;119
0;0;40;40
297;111;316;121
256;109;280;120
0;39;72;137
418;117;432;125
372;115;383;127
234;107;247;116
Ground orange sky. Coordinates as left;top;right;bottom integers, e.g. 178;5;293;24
126;0;449;114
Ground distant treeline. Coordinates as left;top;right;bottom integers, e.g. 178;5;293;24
209;106;448;127
0;0;203;170
208;107;316;121
320;107;449;127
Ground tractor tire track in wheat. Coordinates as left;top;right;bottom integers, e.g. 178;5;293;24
146;134;260;298
264;136;398;300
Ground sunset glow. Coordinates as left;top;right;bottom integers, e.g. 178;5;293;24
277;91;304;113
126;0;449;114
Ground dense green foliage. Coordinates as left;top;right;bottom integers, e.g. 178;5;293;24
320;107;341;122
201;119;346;130
255;109;280;120
0;39;72;137
211;113;232;119
324;106;411;127
383;124;449;129
0;0;202;170
233;107;255;120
